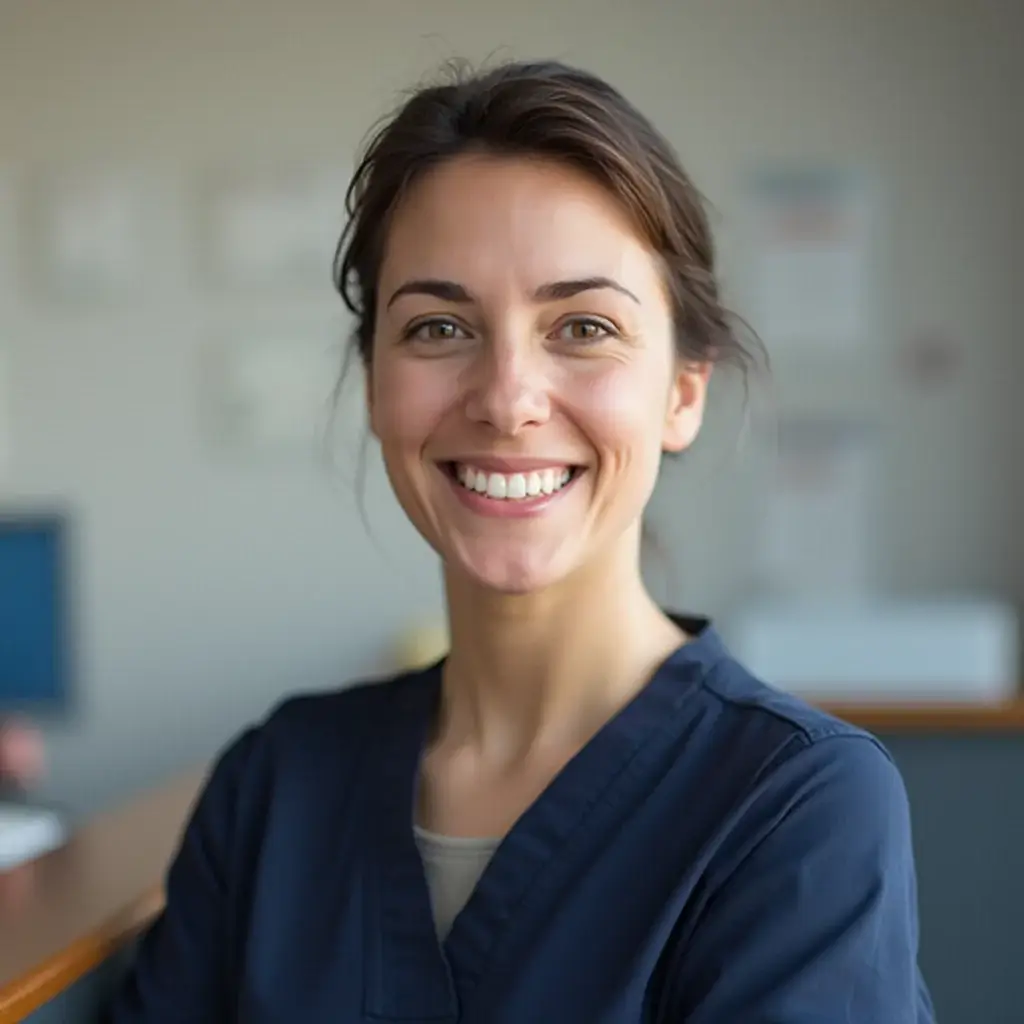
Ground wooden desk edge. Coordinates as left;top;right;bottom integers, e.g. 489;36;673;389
0;886;165;1023
819;698;1024;731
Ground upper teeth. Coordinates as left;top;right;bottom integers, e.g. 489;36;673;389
456;464;572;500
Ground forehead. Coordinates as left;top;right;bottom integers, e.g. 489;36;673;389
379;153;662;296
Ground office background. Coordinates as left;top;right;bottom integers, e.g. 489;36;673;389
1;3;1022;1019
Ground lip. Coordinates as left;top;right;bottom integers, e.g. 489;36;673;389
440;462;583;519
441;455;583;473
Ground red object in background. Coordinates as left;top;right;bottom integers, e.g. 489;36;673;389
899;330;961;388
0;718;45;784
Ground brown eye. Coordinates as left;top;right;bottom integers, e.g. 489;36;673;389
556;318;615;343
406;318;470;342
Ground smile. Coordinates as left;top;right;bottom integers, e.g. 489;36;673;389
440;460;584;517
453;462;577;501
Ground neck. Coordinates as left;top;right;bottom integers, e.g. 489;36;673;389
438;530;686;759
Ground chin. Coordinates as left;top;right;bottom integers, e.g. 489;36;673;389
450;542;572;596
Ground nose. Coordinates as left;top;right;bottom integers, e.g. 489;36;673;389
463;339;551;436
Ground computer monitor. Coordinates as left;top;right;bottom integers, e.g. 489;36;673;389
0;511;72;714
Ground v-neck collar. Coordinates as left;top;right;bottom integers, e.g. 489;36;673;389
364;616;727;1021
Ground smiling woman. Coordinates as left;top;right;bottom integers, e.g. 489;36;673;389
107;60;935;1023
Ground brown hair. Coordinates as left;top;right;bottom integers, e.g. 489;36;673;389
333;58;763;378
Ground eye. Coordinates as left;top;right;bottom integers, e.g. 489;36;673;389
403;317;472;343
553;317;618;344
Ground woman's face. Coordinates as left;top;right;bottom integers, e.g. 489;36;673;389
369;153;708;594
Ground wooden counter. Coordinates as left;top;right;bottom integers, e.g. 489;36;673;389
821;698;1024;732
2;697;1024;1021
0;768;207;1024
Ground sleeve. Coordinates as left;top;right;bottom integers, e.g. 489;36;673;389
661;735;935;1023
106;727;259;1023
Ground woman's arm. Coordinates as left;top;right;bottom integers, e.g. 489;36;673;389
660;734;935;1023
107;728;259;1023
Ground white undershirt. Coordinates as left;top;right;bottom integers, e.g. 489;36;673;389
414;826;502;940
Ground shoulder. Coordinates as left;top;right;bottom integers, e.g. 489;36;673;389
261;666;427;744
655;628;929;1020
258;659;440;745
674;628;911;867
195;664;437;821
680;619;897;768
692;627;872;743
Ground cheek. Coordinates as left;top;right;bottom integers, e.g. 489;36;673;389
371;360;456;447
564;363;668;452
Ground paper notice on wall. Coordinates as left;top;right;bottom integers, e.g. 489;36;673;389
745;168;873;353
757;417;877;599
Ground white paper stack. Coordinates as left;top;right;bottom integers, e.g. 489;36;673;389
0;802;66;871
728;598;1019;702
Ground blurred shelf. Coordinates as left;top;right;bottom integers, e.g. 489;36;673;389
817;698;1024;732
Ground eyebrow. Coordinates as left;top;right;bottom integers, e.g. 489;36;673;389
385;276;641;308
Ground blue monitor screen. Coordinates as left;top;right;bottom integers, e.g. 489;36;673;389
0;515;69;709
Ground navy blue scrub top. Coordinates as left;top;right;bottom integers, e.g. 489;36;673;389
108;619;935;1022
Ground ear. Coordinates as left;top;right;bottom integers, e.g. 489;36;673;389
662;361;711;453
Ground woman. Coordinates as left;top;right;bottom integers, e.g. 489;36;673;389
110;61;934;1022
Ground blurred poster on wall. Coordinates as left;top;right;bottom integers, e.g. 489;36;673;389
757;416;877;599
25;169;153;303
198;165;344;293
745;168;874;354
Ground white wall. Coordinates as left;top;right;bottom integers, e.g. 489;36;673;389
1;0;1021;814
